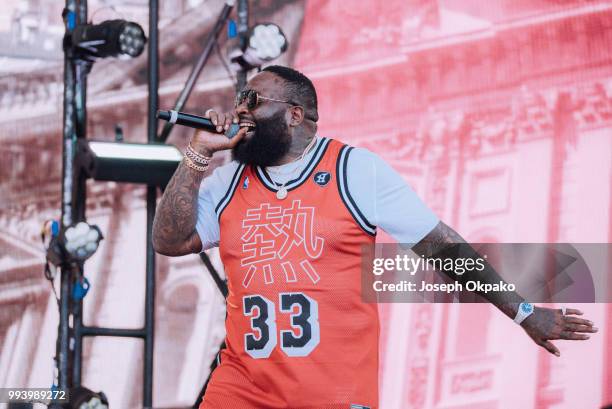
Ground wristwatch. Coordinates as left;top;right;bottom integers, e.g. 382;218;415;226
513;302;534;325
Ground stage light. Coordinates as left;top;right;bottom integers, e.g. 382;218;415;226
77;140;182;186
67;386;109;409
248;23;288;60
71;20;147;59
63;222;103;261
233;23;288;68
46;221;103;267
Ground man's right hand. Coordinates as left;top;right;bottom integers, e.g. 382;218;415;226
190;110;248;157
153;109;248;257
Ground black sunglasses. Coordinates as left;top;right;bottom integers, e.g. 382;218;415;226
235;89;293;110
235;89;317;122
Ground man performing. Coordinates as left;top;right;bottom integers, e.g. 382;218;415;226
152;65;597;409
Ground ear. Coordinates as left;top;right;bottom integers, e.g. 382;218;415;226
288;106;305;127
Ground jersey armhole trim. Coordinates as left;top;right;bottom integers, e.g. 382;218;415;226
215;163;247;220
336;145;376;236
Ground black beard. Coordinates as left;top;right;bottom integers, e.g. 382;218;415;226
232;110;291;167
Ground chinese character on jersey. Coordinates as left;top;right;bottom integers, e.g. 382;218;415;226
240;200;324;288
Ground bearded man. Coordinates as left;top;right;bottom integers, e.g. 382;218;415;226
152;65;597;409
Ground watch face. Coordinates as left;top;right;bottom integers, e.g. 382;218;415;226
521;303;534;313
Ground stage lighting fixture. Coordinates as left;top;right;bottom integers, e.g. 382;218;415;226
238;23;288;68
77;140;182;186
71;19;147;59
46;221;103;266
68;386;109;409
63;222;103;261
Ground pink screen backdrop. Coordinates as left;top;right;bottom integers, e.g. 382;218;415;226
0;1;610;408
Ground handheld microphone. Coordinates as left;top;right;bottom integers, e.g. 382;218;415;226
157;110;241;138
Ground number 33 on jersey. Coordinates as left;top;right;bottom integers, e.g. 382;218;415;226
243;292;320;358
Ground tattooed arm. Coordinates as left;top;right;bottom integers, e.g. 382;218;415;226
413;222;596;356
412;221;523;317
152;110;247;257
152;160;206;256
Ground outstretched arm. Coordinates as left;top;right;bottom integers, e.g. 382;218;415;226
413;221;597;356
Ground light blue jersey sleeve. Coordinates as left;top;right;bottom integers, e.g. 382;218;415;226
346;148;439;243
195;161;241;251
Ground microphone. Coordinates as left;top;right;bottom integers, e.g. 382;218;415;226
157;110;241;138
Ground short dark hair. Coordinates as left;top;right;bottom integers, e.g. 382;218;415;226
262;65;318;122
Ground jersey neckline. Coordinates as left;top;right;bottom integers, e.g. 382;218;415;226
254;137;330;193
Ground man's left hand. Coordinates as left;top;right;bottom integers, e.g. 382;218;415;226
520;307;598;356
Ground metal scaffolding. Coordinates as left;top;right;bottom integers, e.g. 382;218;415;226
55;0;245;407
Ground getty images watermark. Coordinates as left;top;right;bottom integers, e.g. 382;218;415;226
361;243;611;303
371;253;515;294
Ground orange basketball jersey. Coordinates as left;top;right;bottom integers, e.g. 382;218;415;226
201;138;379;409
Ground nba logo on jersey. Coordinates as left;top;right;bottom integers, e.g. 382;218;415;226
242;176;249;189
313;171;331;186
350;405;370;409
